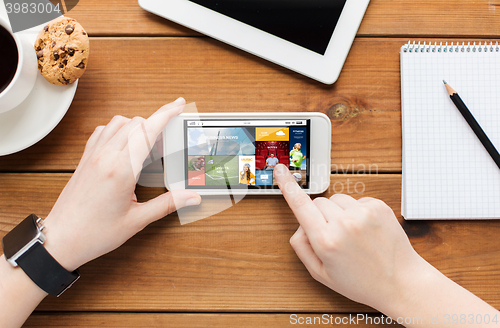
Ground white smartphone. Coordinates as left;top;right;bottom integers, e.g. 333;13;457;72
163;112;331;195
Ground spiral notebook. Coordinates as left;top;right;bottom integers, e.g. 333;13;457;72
401;41;500;220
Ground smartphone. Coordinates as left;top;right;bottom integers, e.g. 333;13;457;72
163;112;331;195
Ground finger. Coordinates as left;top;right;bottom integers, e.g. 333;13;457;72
290;226;325;281
130;98;186;150
329;194;359;210
132;189;201;229
83;125;105;154
358;197;395;217
147;97;186;133
127;98;185;172
108;116;146;150
154;132;164;158
357;197;378;204
107;98;185;152
274;164;327;239
312;197;344;223
95;115;131;148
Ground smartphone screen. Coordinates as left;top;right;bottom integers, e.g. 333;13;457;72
184;119;310;189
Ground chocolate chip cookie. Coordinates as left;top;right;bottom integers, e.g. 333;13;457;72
34;17;89;85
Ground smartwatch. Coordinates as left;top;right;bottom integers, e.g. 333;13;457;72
1;214;80;296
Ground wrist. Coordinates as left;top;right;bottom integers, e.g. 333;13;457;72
379;254;500;327
42;214;81;272
377;253;437;318
0;254;48;326
2;214;81;297
0;254;47;296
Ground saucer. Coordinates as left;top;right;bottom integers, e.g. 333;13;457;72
0;13;77;156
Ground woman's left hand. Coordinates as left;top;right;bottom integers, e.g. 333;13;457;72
42;98;201;272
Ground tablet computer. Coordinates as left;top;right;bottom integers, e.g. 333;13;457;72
139;0;370;84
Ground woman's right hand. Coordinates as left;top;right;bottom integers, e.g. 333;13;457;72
274;163;500;328
273;164;428;314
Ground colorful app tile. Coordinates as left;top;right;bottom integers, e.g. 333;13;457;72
256;170;273;185
188;170;205;186
187;156;206;186
255;141;289;170
204;155;239;186
187;127;255;156
256;127;289;141
238;156;256;185
289;127;307;170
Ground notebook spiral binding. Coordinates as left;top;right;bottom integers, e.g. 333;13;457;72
401;41;500;53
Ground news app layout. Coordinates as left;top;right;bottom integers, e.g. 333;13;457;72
185;119;309;189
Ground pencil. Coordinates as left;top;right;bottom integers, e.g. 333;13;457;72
443;80;500;169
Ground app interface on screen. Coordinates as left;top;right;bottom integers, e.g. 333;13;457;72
185;119;310;189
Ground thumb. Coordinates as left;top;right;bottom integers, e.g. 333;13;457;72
137;189;201;226
274;164;298;195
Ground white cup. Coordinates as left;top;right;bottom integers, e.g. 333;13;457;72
0;16;37;114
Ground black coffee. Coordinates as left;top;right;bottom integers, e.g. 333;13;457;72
0;25;19;94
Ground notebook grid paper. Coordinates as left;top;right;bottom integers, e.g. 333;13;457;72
401;42;500;219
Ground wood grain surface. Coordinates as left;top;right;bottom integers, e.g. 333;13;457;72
24;313;403;327
2;36;498;173
0;1;499;326
1;174;500;313
0;37;406;172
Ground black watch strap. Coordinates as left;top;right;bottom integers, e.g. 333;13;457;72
16;241;80;297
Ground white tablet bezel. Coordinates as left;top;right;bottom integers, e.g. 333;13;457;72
163;112;331;195
139;0;369;84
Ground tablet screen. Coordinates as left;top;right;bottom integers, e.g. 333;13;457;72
185;119;310;189
188;0;347;55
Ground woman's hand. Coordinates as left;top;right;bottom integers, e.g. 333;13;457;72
274;163;499;327
42;98;201;272
274;164;426;313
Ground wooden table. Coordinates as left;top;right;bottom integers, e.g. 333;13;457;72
1;1;500;327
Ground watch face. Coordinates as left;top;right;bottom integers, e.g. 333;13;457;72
2;214;40;259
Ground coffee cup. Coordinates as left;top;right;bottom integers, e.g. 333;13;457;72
0;16;37;114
